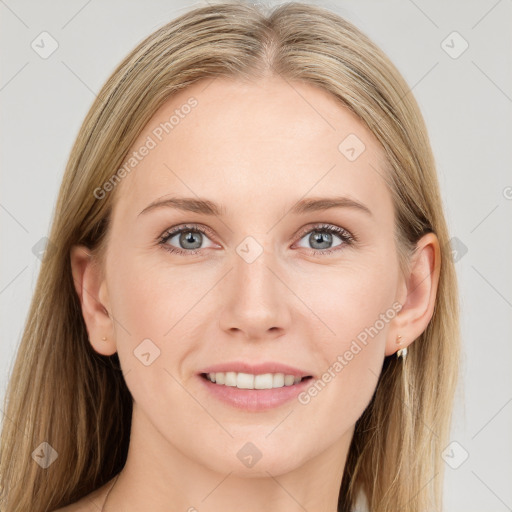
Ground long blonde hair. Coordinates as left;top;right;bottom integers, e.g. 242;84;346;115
0;2;461;510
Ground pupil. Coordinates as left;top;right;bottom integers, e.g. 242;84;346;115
181;231;201;249
311;231;331;249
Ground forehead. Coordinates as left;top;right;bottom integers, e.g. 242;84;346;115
111;75;391;222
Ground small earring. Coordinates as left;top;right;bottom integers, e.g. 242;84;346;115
396;335;407;360
396;347;408;359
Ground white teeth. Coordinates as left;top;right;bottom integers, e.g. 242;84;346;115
205;371;306;390
273;373;284;388
284;374;295;386
237;372;254;389
254;373;273;389
225;372;237;387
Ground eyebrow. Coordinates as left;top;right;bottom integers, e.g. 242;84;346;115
138;195;372;218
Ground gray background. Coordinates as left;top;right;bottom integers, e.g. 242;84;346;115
1;0;511;510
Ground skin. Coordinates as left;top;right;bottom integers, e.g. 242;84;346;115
66;75;440;511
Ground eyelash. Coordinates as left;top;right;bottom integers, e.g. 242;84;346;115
157;223;357;257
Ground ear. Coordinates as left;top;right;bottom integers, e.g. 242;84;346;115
385;232;441;357
70;244;117;356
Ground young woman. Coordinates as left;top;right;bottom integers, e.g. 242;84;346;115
0;2;460;511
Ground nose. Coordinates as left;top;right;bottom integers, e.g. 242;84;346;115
217;249;292;341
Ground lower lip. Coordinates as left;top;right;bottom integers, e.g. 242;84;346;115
198;374;314;412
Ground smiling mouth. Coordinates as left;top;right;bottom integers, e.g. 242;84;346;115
200;372;313;390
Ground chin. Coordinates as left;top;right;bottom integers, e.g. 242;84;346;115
198;435;310;477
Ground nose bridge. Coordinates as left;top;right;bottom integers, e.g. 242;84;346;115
234;237;280;307
217;237;291;337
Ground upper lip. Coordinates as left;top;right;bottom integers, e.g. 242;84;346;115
198;361;314;378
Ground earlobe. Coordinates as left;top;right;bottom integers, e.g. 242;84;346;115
70;245;117;356
385;233;441;357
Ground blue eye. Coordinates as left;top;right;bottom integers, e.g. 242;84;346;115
158;223;355;256
295;224;354;255
158;224;216;256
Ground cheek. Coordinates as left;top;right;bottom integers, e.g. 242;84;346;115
107;254;212;395
297;256;397;350
110;272;168;340
107;262;199;427
109;253;202;341
293;260;396;425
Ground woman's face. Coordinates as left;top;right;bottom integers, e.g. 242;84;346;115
95;76;406;476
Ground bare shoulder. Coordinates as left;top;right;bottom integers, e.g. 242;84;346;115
51;477;115;512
